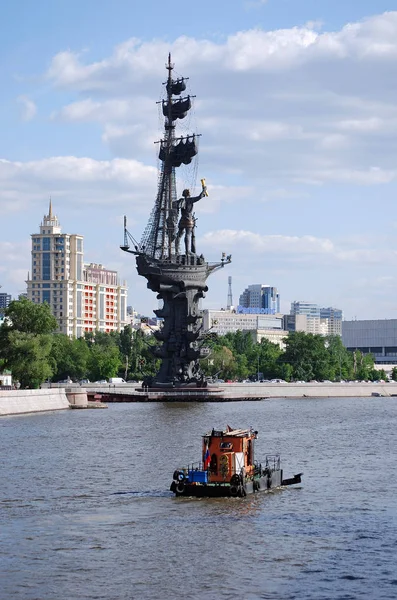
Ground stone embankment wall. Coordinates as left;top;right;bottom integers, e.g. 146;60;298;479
219;382;397;399
0;389;70;416
85;381;397;399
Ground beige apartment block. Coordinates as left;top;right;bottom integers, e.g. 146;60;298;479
26;202;128;337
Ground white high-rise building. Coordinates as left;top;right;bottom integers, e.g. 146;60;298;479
290;301;342;336
26;202;128;337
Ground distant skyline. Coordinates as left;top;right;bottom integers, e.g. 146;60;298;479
1;2;397;320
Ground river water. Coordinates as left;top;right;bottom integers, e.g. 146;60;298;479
1;397;397;600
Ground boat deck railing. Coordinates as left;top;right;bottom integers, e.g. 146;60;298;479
264;455;281;470
178;456;281;484
182;458;280;475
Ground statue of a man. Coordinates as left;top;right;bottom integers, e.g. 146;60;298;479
175;187;206;255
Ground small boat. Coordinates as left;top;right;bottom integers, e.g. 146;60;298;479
170;426;302;498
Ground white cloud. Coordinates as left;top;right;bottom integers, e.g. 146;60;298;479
46;13;397;92
38;12;397;189
16;95;37;121
202;230;334;256
244;0;268;7
0;156;157;212
200;229;397;268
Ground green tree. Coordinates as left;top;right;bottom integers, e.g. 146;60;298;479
353;350;375;380
1;297;58;334
235;353;249;380
87;344;122;381
119;325;133;379
280;331;332;382
0;298;58;388
325;335;353;381
50;335;90;381
257;337;284;380
2;331;53;388
205;345;237;380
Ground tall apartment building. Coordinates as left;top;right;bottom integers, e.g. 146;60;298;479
26;202;128;337
290;301;342;336
239;284;280;314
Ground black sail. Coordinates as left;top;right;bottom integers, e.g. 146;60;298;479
166;78;186;96
158;136;198;166
162;97;191;121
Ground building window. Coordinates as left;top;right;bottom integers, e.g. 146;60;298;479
42;253;51;280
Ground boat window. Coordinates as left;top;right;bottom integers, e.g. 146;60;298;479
220;442;233;449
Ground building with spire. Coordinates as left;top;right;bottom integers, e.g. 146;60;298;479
26;202;128;337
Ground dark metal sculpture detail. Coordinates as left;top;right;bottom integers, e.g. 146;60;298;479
121;55;230;388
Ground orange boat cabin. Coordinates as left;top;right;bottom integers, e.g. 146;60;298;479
200;427;258;483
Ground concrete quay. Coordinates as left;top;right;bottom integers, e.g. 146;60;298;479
85;381;397;402
4;382;394;415
0;388;70;416
0;387;99;416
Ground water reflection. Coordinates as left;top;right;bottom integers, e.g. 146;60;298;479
1;398;397;600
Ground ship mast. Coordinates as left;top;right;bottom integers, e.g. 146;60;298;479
164;53;174;260
121;55;231;389
140;53;196;260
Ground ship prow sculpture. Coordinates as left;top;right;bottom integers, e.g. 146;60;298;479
121;54;231;389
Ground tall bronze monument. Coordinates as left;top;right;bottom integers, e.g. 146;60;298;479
122;55;230;388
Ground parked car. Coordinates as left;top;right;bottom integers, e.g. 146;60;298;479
94;379;108;384
79;379;90;385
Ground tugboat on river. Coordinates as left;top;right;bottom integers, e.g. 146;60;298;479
170;426;302;498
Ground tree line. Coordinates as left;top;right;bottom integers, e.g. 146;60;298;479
0;298;392;388
0;298;159;388
202;329;389;383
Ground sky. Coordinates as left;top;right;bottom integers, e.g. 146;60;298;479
1;0;397;320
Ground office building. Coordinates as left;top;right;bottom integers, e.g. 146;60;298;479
320;307;343;336
202;309;288;348
291;301;342;336
239;284;280;314
26;202;128;337
342;319;397;367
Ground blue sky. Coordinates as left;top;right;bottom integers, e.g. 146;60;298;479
1;1;397;319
